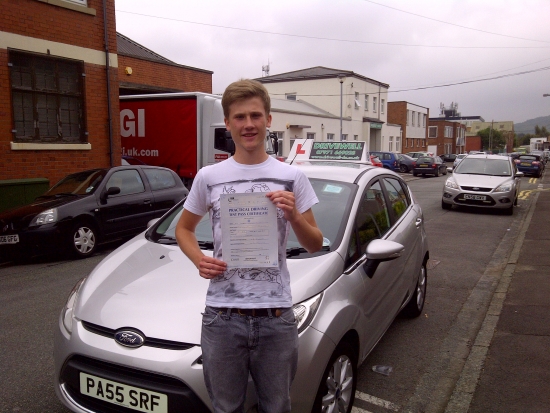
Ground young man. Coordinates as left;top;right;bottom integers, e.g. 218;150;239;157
175;79;323;413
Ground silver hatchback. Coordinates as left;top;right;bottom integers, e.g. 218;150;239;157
442;154;523;215
54;161;430;413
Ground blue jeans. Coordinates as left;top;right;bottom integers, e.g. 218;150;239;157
201;306;298;413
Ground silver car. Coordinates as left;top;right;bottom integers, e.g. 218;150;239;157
54;161;429;413
453;153;468;169
442;154;523;215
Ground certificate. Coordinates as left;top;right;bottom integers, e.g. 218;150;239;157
220;192;278;268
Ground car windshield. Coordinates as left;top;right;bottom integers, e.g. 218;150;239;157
457;154;467;159
455;158;512;176
147;178;354;257
44;170;106;196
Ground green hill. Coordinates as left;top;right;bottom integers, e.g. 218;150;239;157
515;115;550;135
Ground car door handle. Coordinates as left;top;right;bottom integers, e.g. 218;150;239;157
415;218;422;228
144;199;152;205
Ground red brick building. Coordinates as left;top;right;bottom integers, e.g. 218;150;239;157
387;101;429;153
1;0;212;188
427;119;467;155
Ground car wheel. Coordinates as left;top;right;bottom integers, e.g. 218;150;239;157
443;168;448;175
401;261;427;318
400;164;408;173
413;172;418;177
435;169;440;177
312;341;357;413
442;200;452;210
69;222;98;258
504;205;514;216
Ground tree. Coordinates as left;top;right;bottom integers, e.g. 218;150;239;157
534;125;549;137
477;127;505;152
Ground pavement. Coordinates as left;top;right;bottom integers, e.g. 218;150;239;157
444;170;550;413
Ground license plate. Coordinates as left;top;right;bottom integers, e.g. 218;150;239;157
464;194;486;201
419;164;428;167
0;234;19;244
521;162;531;166
80;372;168;413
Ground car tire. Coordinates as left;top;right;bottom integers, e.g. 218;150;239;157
442;200;452;210
69;222;98;258
401;261;427;318
435;169;440;177
312;340;358;413
413;172;418;177
443;168;448;175
504;205;514;216
400;165;408;173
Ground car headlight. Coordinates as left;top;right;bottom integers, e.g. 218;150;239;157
494;182;512;192
445;179;459;190
29;208;58;227
61;277;86;334
293;292;323;334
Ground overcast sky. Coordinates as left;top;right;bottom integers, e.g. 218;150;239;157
115;0;550;124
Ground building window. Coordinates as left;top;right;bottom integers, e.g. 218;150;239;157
381;99;385;114
274;132;284;156
444;126;453;137
429;126;437;138
354;135;358;141
364;95;369;111
418;112;421;127
327;133;335;141
373;97;377;113
9;51;85;143
423;114;426;127
396;136;401;152
406;110;410;125
354;92;361;109
389;136;393;151
341;134;348;141
307;132;315;139
285;93;297;101
412;111;416;126
64;0;88;5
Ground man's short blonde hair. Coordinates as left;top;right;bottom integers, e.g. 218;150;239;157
222;79;271;119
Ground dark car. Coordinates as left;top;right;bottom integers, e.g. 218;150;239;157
513;154;544;177
397;154;416;173
440;154;457;162
0;165;188;262
369;151;400;171
413;156;448;177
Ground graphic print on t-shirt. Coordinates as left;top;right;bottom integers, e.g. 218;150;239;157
206;178;292;303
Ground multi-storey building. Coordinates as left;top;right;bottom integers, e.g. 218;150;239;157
387;101;429;154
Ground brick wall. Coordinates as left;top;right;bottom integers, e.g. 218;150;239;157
118;56;212;93
1;0;117;52
1;0;119;186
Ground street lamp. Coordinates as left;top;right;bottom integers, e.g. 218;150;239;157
338;75;345;141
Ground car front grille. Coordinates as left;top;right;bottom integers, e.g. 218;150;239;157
82;321;196;351
60;355;210;413
459;186;492;192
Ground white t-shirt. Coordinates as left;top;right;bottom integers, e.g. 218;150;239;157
184;156;318;308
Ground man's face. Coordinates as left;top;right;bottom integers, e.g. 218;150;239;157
224;97;272;155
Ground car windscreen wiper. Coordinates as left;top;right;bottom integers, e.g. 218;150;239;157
53;192;79;198
156;235;178;245
197;240;214;250
286;245;330;258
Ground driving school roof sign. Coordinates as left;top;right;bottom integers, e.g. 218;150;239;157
310;142;365;160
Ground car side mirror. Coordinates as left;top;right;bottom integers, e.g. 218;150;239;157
101;186;120;202
362;239;405;278
447;167;453;173
515;171;524;178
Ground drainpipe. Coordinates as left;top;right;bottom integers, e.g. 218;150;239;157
103;0;114;166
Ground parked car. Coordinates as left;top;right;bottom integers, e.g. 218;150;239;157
369;151;400;171
0;166;188;262
440;154;457;162
453;153;468;169
514;154;545;177
122;155;148;165
405;151;433;160
370;154;383;167
442;154;523;215
397;154;416;173
54;161;430;413
412;156;448;177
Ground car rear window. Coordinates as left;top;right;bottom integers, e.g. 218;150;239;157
417;157;432;163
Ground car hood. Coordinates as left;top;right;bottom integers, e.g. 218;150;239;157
75;235;344;345
451;173;512;188
0;195;88;221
